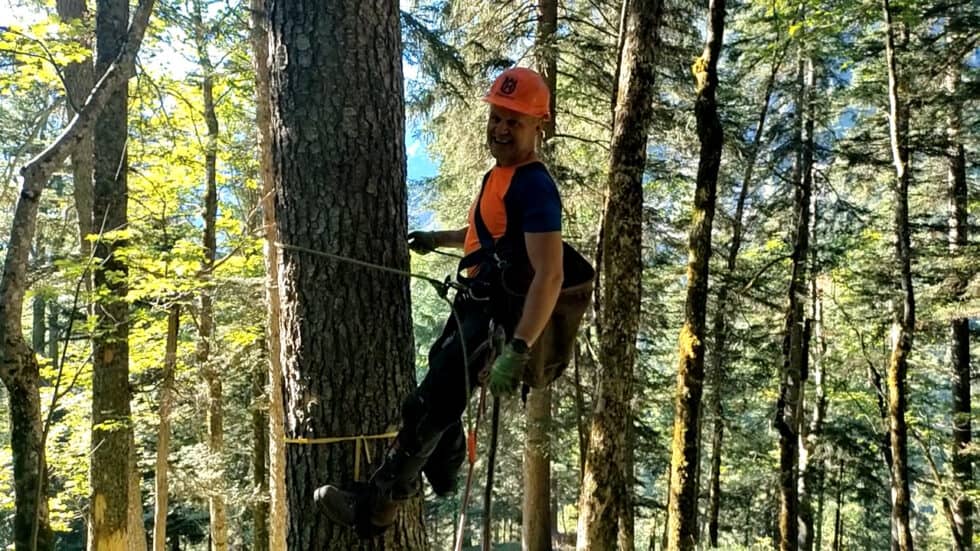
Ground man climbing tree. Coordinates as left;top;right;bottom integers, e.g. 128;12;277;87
316;66;594;543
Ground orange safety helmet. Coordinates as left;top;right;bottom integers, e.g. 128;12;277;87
482;67;551;120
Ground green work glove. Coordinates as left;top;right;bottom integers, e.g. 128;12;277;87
489;339;530;397
407;231;437;254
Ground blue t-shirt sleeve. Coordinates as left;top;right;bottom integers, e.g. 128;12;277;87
513;168;562;233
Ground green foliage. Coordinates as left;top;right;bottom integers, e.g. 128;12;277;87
0;0;975;547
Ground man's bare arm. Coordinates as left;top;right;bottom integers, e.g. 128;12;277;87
431;227;468;249
513;231;563;346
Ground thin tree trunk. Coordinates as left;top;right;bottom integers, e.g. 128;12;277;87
31;242;46;355
800;173;826;551
128;433;147;551
48;301;60;371
706;45;781;548
831;458;843;551
153;305;179;551
777;50;813;551
269;0;424;547
252;339;270;551
189;3;227;544
573;341;589;484
524;386;552;551
249;0;285;547
90;0;135;545
945;59;972;551
882;1;915;548
813;464;825;551
523;3;557;546
576;0;661;548
665;0;723;549
56;0;95;257
0;1;154;548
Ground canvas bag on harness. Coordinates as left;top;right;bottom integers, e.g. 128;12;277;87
457;167;595;388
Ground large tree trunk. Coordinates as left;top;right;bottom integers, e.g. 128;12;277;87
523;2;558;548
705;48;780;548
268;1;423;548
0;1;153;548
523;386;552;551
189;4;228;545
882;1;915;548
90;0;135;546
153;305;179;551
945;60;972;551
55;0;95;257
778;52;814;551
576;0;661;548
249;0;285;547
665;0;723;549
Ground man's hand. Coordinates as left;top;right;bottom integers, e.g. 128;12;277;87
488;339;530;397
407;231;437;254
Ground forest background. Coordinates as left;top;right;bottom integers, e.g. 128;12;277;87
0;0;976;549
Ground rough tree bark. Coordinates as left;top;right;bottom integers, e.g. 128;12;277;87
249;0;283;547
777;52;814;551
945;59;972;551
705;46;781;548
665;0;724;548
576;0;661;548
882;0;915;548
0;1;153;547
268;0;424;548
89;0;135;545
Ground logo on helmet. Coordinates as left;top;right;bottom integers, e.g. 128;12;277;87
500;77;518;95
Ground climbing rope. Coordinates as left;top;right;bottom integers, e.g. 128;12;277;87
275;241;463;297
284;432;398;481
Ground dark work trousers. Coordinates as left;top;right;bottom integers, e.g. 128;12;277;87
395;292;499;496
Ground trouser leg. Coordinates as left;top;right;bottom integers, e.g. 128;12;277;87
423;420;466;496
316;297;493;537
377;297;492;497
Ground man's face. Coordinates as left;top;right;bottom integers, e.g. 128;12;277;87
486;105;541;166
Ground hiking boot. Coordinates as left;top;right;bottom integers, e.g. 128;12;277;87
314;482;402;539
